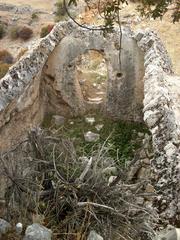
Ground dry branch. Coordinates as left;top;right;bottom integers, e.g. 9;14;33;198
0;129;156;240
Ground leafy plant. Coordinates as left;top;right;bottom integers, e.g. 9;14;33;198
40;24;54;38
108;121;149;165
66;0;179;31
31;12;39;20
54;0;67;22
137;0;180;23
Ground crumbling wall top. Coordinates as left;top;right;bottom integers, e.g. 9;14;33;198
134;29;180;223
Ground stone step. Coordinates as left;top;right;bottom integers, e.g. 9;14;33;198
87;97;103;102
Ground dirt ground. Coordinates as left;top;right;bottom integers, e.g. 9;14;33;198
0;0;54;57
0;0;55;11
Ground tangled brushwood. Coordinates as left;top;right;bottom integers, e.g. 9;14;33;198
0;128;157;240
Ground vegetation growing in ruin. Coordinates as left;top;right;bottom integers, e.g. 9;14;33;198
1;129;155;240
40;24;54;38
0;0;179;238
42;113;150;166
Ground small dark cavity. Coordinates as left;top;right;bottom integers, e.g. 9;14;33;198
116;72;123;78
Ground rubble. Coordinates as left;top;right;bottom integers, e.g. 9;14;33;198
84;131;100;142
0;218;11;236
23;223;52;240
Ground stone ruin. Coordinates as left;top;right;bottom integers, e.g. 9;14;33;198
0;21;145;149
0;20;179;223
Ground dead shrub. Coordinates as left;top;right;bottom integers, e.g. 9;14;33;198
10;26;33;40
0;50;14;64
0;129;156;240
18;26;33;40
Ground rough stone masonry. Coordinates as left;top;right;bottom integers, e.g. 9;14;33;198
134;29;180;224
0;20;145;149
0;20;179;224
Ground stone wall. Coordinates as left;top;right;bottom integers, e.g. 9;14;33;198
134;30;180;224
43;26;145;120
0;21;75;150
106;27;145;121
0;21;145;151
0;20;179;223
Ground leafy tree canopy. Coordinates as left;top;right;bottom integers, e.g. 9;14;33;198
137;0;180;23
66;0;180;29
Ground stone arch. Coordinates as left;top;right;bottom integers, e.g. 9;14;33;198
0;22;146;150
42;31;107;116
42;27;145;121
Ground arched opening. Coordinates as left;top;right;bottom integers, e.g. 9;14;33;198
41;30;145;121
75;50;108;110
